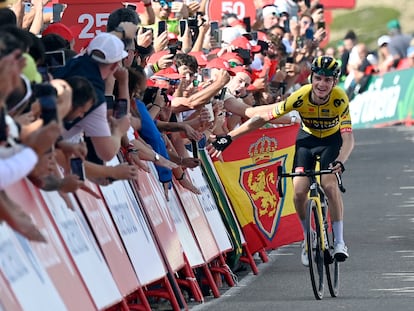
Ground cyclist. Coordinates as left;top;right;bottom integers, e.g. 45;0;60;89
209;56;355;266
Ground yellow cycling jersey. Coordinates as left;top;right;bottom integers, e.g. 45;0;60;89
271;84;353;138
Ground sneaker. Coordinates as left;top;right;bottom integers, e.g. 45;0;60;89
333;243;349;262
301;241;309;267
300;232;316;267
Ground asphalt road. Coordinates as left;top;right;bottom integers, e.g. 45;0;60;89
189;126;414;311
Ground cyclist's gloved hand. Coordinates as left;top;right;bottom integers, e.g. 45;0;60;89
209;134;233;158
330;160;345;174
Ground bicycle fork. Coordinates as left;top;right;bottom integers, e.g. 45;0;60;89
310;183;328;253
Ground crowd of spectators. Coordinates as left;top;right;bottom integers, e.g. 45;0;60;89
3;0;407;243
337;19;414;99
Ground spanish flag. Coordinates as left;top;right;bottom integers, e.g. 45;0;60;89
213;124;303;253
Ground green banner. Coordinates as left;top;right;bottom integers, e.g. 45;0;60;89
199;149;243;268
349;68;414;128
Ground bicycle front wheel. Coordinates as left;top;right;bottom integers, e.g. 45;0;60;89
306;198;324;300
325;224;340;297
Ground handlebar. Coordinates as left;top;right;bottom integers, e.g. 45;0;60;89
277;166;346;198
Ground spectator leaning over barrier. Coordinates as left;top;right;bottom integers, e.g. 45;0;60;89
54;32;130;163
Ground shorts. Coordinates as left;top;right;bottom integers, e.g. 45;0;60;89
293;128;342;171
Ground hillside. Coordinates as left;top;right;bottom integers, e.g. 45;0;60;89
330;0;414;49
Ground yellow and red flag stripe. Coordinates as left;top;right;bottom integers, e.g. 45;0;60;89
213;124;303;252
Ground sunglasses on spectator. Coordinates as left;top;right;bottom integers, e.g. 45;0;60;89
153;0;172;8
228;61;242;68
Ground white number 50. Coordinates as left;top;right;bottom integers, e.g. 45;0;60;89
221;1;245;18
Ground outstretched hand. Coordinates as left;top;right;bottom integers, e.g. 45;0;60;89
207;134;232;158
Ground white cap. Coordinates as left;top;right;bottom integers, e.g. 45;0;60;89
262;5;280;18
276;1;289;15
87;32;128;64
221;27;243;46
377;35;391;47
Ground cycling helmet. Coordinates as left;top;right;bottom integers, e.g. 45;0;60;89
311;56;341;78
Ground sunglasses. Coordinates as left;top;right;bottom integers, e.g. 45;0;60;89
228;61;242;68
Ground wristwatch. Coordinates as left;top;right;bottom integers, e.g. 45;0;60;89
154;152;160;161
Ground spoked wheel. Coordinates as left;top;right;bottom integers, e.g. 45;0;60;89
306;199;324;300
325;228;340;297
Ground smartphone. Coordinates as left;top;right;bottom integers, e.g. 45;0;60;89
243;17;251;33
0;107;7;142
283;19;290;33
201;68;211;81
286;56;294;64
317;21;325;29
143;27;154;35
215;87;227;100
168;45;178;56
158;20;167;37
179;19;187;37
37;66;49;82
70;157;85;181
210;21;219;38
126;3;137;11
44;50;66;68
113;99;128;118
191;140;198;158
213;29;222;44
142;86;159;105
39;95;58;124
52;3;64;23
251;31;258;41
305;28;314;40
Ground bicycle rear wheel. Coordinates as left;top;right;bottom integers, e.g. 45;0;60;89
325;225;340;297
306;199;324;300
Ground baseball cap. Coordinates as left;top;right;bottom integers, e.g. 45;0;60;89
87;32;128;64
22;53;42;83
205;58;235;76
148;50;170;65
377;35;391;47
153;68;183;80
188;51;208;67
231;36;261;53
42;23;75;42
387;19;400;31
262;5;280;18
220;52;244;66
231;66;252;80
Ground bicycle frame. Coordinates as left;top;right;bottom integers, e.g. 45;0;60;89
277;166;345;299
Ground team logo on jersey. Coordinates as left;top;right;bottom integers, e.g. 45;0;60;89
292;95;304;108
333;98;345;108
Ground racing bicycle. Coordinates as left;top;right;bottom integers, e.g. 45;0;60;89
277;165;346;300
